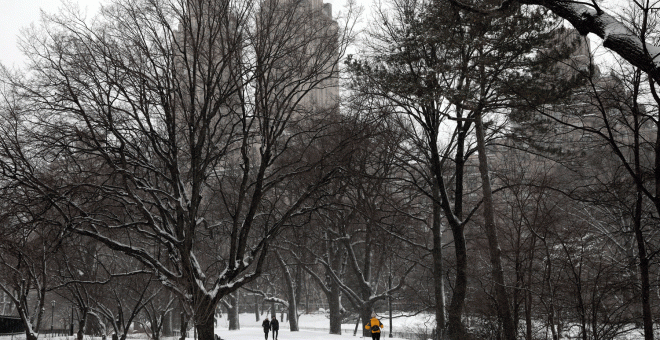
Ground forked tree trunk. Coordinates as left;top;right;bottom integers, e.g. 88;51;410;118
428;111;469;340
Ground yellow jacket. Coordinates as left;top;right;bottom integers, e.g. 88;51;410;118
365;317;384;333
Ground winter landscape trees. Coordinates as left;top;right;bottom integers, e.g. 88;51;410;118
2;0;660;339
0;0;352;339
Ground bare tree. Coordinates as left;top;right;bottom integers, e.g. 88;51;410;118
0;215;59;340
0;108;63;340
346;0;569;338
138;287;176;340
286;213;349;335
0;0;356;339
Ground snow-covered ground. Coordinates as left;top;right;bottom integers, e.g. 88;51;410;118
216;312;432;340
0;313;434;340
2;313;651;340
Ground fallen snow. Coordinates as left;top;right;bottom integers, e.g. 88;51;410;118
2;313;432;340
4;313;648;340
215;312;435;337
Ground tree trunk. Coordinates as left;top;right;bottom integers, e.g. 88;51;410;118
255;295;260;322
275;253;299;331
179;312;188;340
118;307;124;335
295;265;303;313
474;110;516;340
430;118;468;340
543;244;558;340
288;300;299;331
152;316;162;340
324;234;344;335
20;315;37;340
305;282;309;314
524;261;533;340
163;310;172;336
634;190;653;340
432;223;445;340
632;80;654;340
431;185;446;340
446;222;468;340
328;282;342;334
524;288;532;340
360;307;373;338
196;314;215;340
77;308;88;340
228;294;240;330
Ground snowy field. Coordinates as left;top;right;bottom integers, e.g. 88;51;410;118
215;312;434;340
1;312;652;340
0;313;434;340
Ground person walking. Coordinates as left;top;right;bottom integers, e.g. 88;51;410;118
262;318;271;340
270;316;279;340
365;312;384;340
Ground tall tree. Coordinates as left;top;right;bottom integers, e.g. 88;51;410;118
0;1;355;339
0;95;65;340
347;0;565;338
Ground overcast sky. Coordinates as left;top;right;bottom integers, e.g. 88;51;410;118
0;0;102;68
0;0;616;70
0;0;355;69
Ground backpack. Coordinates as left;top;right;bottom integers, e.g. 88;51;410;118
371;323;380;332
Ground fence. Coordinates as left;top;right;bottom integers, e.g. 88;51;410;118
40;329;72;337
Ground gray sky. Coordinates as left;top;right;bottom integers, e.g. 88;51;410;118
0;0;102;68
0;0;352;69
1;0;615;70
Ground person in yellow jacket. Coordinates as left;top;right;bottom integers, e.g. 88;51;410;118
365;312;384;340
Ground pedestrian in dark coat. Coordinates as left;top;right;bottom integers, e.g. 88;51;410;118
262;318;270;340
270;316;279;340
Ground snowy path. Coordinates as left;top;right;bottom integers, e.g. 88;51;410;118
215;327;405;340
215;313;429;340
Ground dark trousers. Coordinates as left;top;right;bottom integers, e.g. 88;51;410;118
371;332;381;340
264;331;269;340
272;330;278;340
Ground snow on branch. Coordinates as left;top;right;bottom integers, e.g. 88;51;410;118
241;287;290;308
524;0;660;82
446;0;660;83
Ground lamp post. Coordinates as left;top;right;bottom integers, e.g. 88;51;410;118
51;301;55;337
